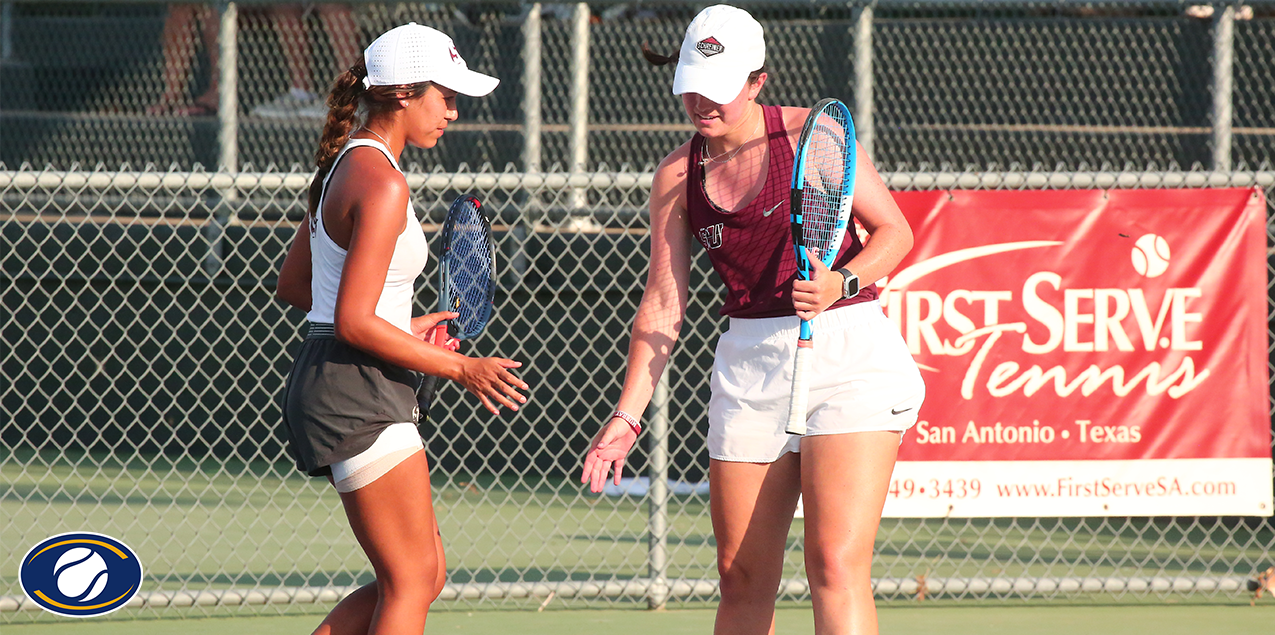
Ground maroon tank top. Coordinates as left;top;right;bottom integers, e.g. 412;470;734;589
686;104;878;319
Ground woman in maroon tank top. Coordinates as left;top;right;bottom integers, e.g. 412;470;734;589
581;6;923;634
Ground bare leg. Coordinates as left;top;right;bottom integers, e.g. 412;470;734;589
311;517;446;635
151;4;206;113
710;454;802;635
192;6;221;109
317;4;361;72
801;432;900;635
310;450;443;635
313;583;376;635
273;4;313;94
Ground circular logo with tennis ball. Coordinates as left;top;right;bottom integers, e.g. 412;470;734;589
1131;233;1170;278
20;532;143;617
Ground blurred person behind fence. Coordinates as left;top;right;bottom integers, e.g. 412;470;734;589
150;3;220;116
253;3;361;119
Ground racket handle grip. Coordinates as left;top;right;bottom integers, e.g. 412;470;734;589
429;324;458;352
786;341;813;435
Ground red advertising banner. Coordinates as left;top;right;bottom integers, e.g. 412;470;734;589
878;188;1273;517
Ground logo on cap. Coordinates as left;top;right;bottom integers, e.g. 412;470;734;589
696;36;725;58
449;46;460;63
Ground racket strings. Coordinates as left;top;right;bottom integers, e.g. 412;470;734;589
443;207;495;339
800;109;850;258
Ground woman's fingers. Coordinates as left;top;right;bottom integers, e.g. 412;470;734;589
590;459;609;493
500;368;529;392
460;358;531;413
489;391;520;412
499;379;528;404
413;311;459;338
580;420;638;491
469;382;519;413
612;457;625;485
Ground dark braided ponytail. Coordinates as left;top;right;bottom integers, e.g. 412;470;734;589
307;61;368;217
306;61;434;218
640;42;769;88
640;42;679;67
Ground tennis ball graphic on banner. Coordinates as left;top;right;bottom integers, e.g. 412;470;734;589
54;547;110;601
1131;233;1170;278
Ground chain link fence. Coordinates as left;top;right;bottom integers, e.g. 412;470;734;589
2;167;1272;621
2;0;1274;623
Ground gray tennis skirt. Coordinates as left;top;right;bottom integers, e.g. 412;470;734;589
282;322;435;478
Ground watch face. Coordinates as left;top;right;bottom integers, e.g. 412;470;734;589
843;273;859;299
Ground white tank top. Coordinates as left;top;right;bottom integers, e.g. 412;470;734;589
305;138;428;334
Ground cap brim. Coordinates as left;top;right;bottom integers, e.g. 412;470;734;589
672;62;747;106
434;67;500;97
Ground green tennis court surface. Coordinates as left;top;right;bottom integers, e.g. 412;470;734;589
7;605;1275;635
10;452;1268;600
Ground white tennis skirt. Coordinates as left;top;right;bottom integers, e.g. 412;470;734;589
708;300;926;463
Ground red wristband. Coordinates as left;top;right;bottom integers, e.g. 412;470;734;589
611;410;641;435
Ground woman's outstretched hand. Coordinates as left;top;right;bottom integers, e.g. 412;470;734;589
457;357;527;415
581;416;638;493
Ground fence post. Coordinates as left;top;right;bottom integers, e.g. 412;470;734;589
646;365;671;610
510;3;542;286
569;3;590;210
217;1;238;172
206;1;239;278
1211;4;1234;171
854;5;874;158
522;3;543;173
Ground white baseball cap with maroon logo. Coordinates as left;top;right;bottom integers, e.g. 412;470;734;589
672;5;766;105
363;23;499;97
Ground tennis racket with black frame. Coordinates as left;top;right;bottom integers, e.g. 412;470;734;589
417;194;496;411
786;98;857;436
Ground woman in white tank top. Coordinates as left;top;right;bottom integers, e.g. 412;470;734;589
275;24;528;634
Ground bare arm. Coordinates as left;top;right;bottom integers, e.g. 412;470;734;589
844;143;913;285
792;142;914;320
616;150;695;418
275;215;313;311
582;144;694;491
332;162;527;414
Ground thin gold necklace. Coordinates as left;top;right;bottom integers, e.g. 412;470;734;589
701;108;763;165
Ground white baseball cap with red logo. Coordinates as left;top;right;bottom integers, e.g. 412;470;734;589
363;23;499;97
672;5;766;105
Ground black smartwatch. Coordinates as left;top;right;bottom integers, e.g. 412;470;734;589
836;268;860;300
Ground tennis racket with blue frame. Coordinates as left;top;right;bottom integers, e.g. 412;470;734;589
434;194;496;342
786;98;857;435
418;194;496;411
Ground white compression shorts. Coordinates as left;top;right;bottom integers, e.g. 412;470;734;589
330;422;425;492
